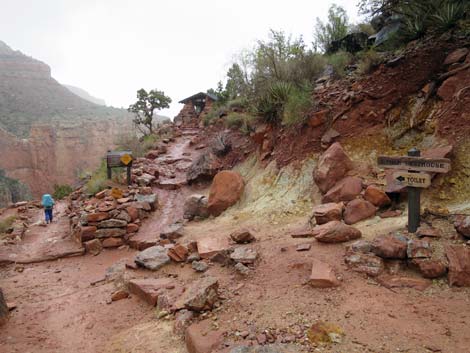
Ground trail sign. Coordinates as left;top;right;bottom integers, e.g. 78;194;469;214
106;150;133;185
392;171;431;188
378;148;451;233
378;156;451;173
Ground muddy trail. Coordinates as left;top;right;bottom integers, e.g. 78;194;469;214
1;126;470;353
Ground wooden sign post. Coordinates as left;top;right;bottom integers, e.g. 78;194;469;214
378;149;451;233
106;150;133;186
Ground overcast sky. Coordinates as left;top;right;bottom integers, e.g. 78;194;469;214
1;0;361;117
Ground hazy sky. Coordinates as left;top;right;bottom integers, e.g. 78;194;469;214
1;0;361;117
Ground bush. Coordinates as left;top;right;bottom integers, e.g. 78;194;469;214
115;132;161;158
283;86;313;126
224;113;256;133
84;160;108;195
53;184;73;199
257;81;293;124
0;216;16;234
357;49;383;75
326;51;353;77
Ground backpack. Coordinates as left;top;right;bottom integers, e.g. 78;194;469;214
42;194;55;208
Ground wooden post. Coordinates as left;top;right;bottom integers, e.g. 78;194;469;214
407;148;421;233
126;164;132;185
107;167;112;180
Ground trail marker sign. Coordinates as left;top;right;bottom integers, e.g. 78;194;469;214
378;148;451;233
106;150;133;185
377;156;451;173
392;171;431;188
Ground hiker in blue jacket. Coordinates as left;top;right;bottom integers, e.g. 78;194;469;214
41;194;55;224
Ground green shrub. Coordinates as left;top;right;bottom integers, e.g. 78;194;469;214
53;184;73;199
0;216;16;234
224;113;256;133
283;87;313;126
84;160;108;195
326;51;353;77
432;0;468;30
257;81;293;124
357;49;383;75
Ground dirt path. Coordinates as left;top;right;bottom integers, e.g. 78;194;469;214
2;127;470;353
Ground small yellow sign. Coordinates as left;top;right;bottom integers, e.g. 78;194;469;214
120;153;132;166
111;188;123;199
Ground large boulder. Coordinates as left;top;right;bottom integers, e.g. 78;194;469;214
134;246;170;270
322;177;363;203
312;221;361;243
0;288;8;326
412;259;447;279
311;202;344;225
364;185;391;207
371;233;408;259
446;245;470;287
183;194;209;220
208;171;244;216
343;199;377;225
187;152;222;184
313;142;353;193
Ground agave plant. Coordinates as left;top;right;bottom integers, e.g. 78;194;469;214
431;0;468;30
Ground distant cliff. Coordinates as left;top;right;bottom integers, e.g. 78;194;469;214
63;84;106;106
0;40;132;203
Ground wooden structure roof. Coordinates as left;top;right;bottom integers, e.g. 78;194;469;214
178;92;218;104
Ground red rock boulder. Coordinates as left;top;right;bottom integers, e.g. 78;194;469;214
343;199;377;225
446;245;470;287
322;177;363;203
371;233;409;259
311;202;344;225
454;215;470;238
364;185;391;207
312;221;361;243
313;142;353;193
309;259;340;288
208;171;244;216
185;319;223;353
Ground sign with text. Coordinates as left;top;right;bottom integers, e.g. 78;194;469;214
106;151;133;168
378;156;451;173
392;171;431;188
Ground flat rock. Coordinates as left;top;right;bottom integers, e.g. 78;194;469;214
311;202;343;225
185;319;223;353
192;261;209;272
134;246;170;270
98;219;128;228
416;226;441;238
343;198;377;225
371;233;409;259
309;259;340;288
296;243;312;251
445;245;470;286
230;247;258;264
344;251;384;277
135;193;158;211
95;228;126;239
168;244;189;262
160;222;186;241
102;237;124;248
322;177;362;203
290;227;314;238
313;221;361;243
197;236;230;259
128;278;178;306
376;275;431;291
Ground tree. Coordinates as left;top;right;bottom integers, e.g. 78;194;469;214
128;89;171;136
314;4;349;52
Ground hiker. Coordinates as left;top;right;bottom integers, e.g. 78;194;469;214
41;194;55;224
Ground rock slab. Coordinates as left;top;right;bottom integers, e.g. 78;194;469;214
134;246;170;270
208;170;244;216
313;221;361;243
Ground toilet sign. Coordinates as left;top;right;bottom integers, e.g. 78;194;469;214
392;171;431;188
378;148;451;233
106;150;133;185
